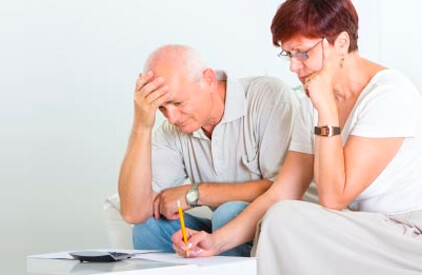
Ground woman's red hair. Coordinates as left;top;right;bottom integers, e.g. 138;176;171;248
271;0;359;52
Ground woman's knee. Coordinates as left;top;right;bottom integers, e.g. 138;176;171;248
262;200;316;228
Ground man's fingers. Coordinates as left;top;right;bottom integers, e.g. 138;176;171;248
151;90;171;109
152;195;161;219
136;77;165;98
135;71;154;92
145;85;169;104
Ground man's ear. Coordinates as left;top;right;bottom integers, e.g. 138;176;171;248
201;68;217;89
335;31;350;53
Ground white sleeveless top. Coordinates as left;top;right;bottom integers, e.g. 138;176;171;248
289;69;422;214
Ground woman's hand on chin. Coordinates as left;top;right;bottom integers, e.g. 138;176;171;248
304;38;337;113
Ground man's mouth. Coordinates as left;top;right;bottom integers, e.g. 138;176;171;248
177;121;187;128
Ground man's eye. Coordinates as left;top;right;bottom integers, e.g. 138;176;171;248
174;102;182;106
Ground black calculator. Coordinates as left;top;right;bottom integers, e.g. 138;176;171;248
69;251;134;262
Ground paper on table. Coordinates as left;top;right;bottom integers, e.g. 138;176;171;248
133;252;254;266
28;249;160;260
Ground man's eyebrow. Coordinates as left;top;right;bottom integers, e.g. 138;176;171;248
159;100;179;108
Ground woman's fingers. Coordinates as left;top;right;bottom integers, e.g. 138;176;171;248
320;38;335;75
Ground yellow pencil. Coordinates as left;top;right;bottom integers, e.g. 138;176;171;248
177;200;190;254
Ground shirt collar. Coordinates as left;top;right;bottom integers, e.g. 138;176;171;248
219;71;246;123
192;71;246;139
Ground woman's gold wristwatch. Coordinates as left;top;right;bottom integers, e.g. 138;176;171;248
314;126;341;137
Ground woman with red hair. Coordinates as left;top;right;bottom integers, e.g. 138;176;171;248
173;0;422;273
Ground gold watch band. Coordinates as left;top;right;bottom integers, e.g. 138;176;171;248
314;126;341;137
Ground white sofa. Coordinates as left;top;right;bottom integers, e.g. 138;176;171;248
103;183;318;249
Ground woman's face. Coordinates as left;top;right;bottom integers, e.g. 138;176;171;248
281;36;330;84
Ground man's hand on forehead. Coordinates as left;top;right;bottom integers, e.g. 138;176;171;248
133;71;170;129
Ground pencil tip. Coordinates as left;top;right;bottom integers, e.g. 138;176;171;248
177;200;181;207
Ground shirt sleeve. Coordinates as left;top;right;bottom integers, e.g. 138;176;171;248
253;80;304;181
351;84;416;138
151;121;187;192
288;94;314;155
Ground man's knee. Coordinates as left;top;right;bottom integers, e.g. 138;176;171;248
212;201;249;231
132;217;162;249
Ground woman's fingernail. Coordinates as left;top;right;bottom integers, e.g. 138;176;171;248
186;243;192;249
190;249;203;256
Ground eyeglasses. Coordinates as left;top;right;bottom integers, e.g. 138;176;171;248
278;39;324;62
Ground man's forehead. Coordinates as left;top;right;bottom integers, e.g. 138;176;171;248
161;89;183;106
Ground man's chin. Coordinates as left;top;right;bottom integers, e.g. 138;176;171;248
178;124;200;134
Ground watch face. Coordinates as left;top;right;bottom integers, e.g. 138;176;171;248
186;189;199;205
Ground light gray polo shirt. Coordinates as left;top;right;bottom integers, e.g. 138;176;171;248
151;72;298;192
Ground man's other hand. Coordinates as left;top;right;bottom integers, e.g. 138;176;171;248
153;185;192;220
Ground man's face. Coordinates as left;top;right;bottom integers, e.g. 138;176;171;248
157;70;213;134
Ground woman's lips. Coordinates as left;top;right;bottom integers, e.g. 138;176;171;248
299;73;312;84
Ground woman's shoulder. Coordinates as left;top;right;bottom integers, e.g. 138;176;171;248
361;69;421;102
369;69;418;91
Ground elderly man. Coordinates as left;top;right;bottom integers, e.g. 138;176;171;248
118;45;298;256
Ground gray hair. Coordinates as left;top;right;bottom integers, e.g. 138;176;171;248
143;45;207;82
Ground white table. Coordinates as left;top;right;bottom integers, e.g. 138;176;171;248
27;252;257;275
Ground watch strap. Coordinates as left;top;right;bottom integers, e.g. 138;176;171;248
314;126;341;137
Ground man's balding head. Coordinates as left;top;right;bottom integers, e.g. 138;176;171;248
143;45;206;82
140;45;223;135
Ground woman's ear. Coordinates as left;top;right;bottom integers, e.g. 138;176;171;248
335;31;350;53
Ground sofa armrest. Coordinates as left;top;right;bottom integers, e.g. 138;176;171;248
103;194;134;249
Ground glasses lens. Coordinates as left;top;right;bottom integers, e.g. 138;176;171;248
278;51;291;62
295;52;308;62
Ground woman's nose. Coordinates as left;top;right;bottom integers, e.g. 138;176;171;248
289;58;303;73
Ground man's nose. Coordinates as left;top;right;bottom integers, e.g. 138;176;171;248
166;108;179;124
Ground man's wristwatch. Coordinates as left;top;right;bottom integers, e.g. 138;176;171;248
314;125;341;137
185;183;200;207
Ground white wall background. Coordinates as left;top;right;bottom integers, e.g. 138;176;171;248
1;0;421;274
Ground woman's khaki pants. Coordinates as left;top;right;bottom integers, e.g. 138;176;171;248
253;200;422;275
